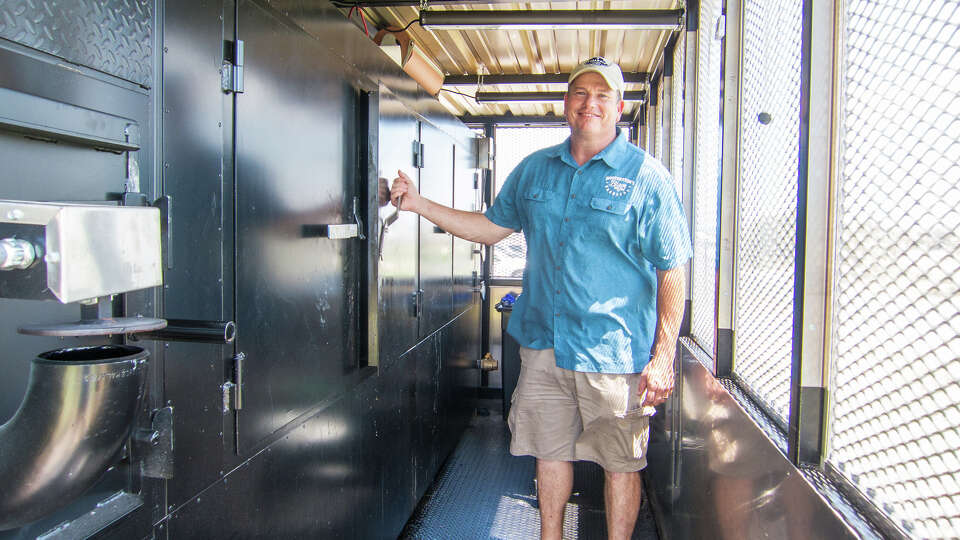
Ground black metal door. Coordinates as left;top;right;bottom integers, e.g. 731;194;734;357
234;0;364;453
377;95;419;360
417;122;454;338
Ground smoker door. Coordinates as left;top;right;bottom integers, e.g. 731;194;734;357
234;0;363;453
417;122;454;338
452;144;480;317
377;98;419;361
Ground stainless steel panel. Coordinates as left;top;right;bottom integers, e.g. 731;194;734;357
377;94;419;362
0;201;162;303
417;121;454;338
0;0;153;87
648;339;861;540
234;0;362;452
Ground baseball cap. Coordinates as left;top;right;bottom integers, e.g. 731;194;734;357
568;57;625;97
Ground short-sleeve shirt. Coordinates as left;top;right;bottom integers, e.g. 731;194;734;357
485;129;692;374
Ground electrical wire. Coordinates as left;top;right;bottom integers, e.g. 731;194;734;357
440;88;478;100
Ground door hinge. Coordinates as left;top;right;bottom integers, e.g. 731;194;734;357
221;40;245;94
413;140;425;168
222;352;245;412
410;289;424;318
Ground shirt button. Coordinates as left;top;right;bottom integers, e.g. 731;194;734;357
556;289;561;294
533;194;539;198
558;241;565;246
570;194;576;199
576;171;582;175
607;205;613;210
556;265;561;270
564;217;570;222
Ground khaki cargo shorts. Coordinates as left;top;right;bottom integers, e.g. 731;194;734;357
507;347;652;473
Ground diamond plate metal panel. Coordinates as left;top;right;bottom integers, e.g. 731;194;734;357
828;1;960;537
690;0;723;355
491;126;569;279
0;0;153;87
731;0;803;424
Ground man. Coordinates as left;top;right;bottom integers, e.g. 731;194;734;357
390;57;691;540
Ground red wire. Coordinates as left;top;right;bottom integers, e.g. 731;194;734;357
359;8;369;36
347;5;355;18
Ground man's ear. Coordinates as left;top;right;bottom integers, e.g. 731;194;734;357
616;100;625;120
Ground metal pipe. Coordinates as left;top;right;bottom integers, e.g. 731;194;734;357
0;345;148;530
135;319;236;344
420;9;684;30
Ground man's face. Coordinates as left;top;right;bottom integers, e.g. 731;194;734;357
564;72;625;138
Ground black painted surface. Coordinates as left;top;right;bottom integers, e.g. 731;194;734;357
234;0;363;454
377;97;420;360
160;0;230;513
418;122;454;338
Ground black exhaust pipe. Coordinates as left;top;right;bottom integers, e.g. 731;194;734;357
0;345;148;531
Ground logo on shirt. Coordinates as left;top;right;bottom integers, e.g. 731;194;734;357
604;176;635;197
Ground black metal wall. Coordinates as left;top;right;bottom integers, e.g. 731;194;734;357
0;0;481;538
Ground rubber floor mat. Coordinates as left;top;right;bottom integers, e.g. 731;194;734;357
400;407;661;540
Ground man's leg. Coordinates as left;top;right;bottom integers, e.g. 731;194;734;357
604;470;642;540
536;458;574;540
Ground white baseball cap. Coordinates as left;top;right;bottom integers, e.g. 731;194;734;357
568;57;625;97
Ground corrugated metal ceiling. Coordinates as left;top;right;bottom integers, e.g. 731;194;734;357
347;1;683;121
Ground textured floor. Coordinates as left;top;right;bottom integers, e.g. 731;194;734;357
401;403;661;540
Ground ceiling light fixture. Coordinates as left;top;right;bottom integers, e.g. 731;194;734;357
474;91;646;103
419;10;683;31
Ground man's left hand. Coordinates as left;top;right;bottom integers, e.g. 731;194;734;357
637;358;675;407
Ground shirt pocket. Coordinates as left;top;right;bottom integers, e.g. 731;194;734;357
524;187;555;203
589;197;630;215
522;187;557;230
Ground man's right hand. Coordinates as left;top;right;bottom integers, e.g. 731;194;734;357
390;170;420;213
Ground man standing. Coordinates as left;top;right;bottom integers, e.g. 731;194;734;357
390;57;691;540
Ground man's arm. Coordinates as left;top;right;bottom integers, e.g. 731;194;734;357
390;170;515;245
637;265;686;406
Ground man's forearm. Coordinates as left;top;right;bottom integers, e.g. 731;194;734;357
414;196;513;245
650;266;686;365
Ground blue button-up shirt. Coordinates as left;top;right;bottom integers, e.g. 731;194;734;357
485;130;692;374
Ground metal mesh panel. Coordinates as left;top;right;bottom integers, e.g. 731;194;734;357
670;37;685;192
690;0;723;354
731;0;803;423
828;1;960;537
491;126;569;278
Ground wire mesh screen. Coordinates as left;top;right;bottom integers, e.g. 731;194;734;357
690;0;723;355
491;126;570;278
828;1;960;537
731;0;803;423
670;37;685;192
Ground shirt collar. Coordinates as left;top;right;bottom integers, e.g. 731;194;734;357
550;128;629;169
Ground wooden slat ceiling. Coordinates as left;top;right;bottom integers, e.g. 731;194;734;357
352;1;682;120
